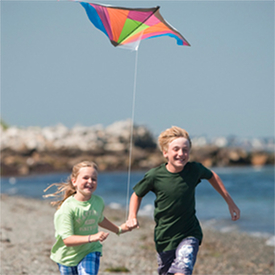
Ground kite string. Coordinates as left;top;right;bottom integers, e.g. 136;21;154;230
125;49;139;221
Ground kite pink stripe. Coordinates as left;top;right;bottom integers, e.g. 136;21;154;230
128;10;154;22
144;15;160;26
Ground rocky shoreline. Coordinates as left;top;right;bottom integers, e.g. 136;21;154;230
1;194;274;275
1;120;274;176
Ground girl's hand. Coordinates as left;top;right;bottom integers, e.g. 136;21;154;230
90;231;109;242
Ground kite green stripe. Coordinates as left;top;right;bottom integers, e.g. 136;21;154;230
118;19;149;44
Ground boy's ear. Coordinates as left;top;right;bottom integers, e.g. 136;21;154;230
163;150;168;158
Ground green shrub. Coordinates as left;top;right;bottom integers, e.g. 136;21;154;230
104;266;130;273
0;119;9;130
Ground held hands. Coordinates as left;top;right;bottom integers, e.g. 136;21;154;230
126;218;139;230
119;222;132;234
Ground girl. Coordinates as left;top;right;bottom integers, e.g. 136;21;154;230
44;161;129;275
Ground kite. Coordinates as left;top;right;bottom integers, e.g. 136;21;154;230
78;2;190;218
80;2;190;50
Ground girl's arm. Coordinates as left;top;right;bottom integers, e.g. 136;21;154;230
99;217;129;234
208;171;241;221
63;231;109;247
63;216;130;247
126;192;142;229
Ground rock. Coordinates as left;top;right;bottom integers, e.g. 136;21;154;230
104;142;126;152
228;148;249;164
251;152;269;166
0;121;274;176
105;120;132;140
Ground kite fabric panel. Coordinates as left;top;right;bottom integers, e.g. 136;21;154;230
80;2;190;49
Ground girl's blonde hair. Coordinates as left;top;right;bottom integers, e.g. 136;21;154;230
158;126;192;153
44;161;98;209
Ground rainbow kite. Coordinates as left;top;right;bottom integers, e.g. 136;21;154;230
80;2;190;49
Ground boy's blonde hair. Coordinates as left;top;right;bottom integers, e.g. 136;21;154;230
158;126;192;153
44;161;98;209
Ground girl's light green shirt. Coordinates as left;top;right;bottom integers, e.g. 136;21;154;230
50;195;105;266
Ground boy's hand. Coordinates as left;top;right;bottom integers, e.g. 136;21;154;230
228;203;241;221
126;218;139;229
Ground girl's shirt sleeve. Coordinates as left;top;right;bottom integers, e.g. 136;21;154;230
54;207;74;240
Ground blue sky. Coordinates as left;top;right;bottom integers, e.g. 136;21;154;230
1;0;274;138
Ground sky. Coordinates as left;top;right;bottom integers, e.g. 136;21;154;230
1;0;274;138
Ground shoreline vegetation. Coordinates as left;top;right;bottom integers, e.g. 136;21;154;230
1;120;274;176
1;194;274;275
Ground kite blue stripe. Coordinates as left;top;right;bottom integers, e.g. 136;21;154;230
144;33;184;45
80;2;109;38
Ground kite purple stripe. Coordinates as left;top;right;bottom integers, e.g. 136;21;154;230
91;3;113;40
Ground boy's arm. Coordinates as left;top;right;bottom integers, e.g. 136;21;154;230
208;171;240;221
126;192;142;229
99;217;130;234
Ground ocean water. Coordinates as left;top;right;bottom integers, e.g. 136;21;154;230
1;165;274;241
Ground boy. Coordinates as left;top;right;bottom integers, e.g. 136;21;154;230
126;126;240;275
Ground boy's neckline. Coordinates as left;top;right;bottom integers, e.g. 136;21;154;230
164;162;189;174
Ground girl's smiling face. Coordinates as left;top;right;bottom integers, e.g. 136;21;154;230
72;167;98;201
163;137;190;173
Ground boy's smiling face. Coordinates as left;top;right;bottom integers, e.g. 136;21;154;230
163;137;190;173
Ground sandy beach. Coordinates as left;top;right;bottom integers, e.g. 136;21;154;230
0;194;274;275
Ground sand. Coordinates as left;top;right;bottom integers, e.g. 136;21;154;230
0;194;274;275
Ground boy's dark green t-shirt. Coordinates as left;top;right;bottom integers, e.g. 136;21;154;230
133;162;213;253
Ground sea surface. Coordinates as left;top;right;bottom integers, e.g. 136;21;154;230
1;165;274;242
